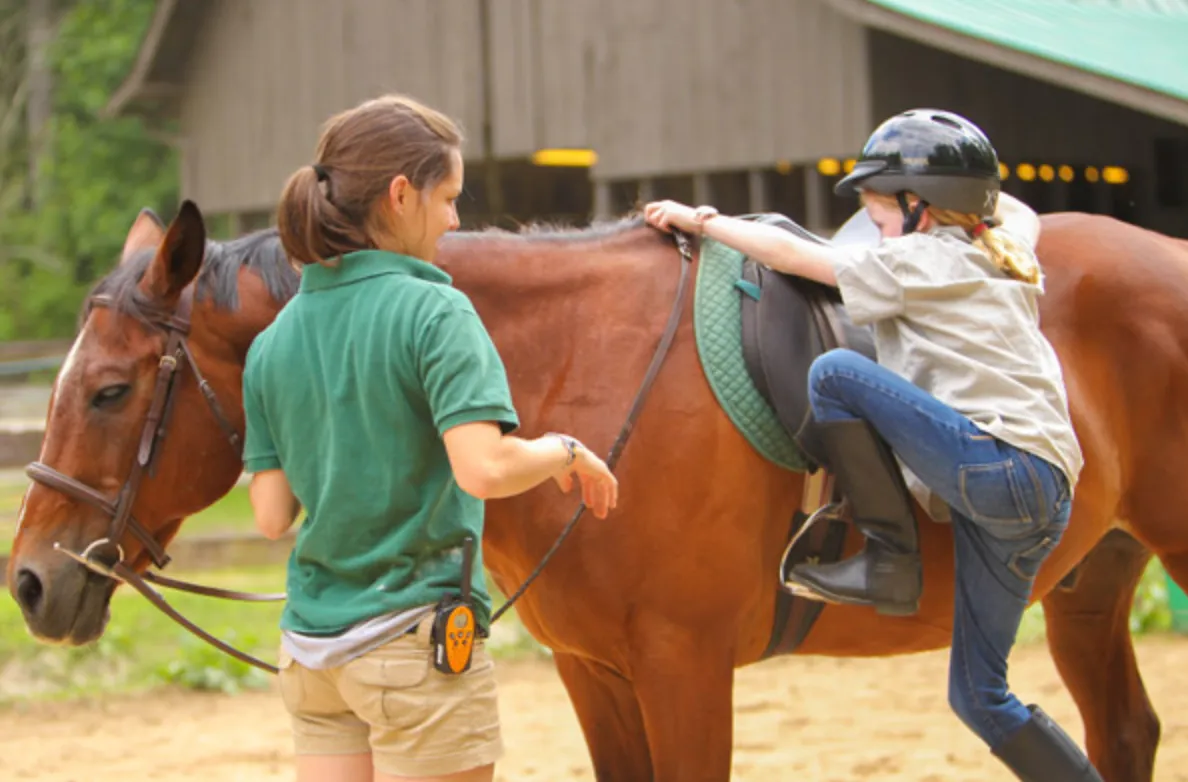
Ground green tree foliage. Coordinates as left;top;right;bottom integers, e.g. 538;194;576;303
1;0;178;340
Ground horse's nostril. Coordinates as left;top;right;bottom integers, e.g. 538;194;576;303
15;568;44;614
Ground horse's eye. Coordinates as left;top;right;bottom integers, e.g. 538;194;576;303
91;384;131;408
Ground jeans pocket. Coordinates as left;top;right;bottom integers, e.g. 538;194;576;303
1007;532;1062;583
958;458;1034;534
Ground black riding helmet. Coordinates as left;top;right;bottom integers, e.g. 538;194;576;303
835;109;1001;233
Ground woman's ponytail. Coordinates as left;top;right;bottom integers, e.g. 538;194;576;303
275;94;462;268
276;164;371;267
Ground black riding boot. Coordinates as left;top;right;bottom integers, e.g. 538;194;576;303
785;418;922;616
992;705;1104;781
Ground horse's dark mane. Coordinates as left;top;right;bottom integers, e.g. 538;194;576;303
451;213;648;244
83;213;651;327
85;227;299;326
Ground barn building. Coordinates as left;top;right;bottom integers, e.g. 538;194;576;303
107;0;1188;238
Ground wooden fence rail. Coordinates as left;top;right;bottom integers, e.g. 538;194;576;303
0;339;72;360
0;339;69;380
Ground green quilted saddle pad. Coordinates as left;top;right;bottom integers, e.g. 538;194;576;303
693;236;811;473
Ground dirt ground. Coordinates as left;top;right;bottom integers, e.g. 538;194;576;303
4;636;1188;782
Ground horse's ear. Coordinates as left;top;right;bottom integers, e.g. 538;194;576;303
140;200;206;302
121;208;167;265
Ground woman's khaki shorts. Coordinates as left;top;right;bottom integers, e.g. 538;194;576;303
276;616;503;778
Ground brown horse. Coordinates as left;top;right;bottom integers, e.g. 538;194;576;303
7;200;1187;781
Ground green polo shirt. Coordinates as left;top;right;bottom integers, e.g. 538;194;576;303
242;249;519;635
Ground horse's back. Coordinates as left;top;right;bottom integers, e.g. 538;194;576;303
1035;213;1188;551
1036;213;1188;412
1038;213;1188;312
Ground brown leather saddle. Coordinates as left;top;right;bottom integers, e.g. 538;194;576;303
729;214;909;657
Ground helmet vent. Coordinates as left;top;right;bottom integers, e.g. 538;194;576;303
931;114;963;130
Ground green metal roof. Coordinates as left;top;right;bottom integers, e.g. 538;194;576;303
861;0;1188;102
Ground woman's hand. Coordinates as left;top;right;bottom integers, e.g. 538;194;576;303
643;200;703;234
552;438;619;519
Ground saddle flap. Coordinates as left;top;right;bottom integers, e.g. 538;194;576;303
733;214;878;469
754;264;830;450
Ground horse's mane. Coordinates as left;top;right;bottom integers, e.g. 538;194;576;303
84;228;299;326
450;213;648;244
83;212;652;327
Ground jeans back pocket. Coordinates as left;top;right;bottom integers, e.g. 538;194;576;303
1007;531;1063;583
958;458;1038;537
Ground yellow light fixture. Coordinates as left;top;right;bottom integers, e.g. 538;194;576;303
817;158;841;176
998;162;1010;180
843;158;856;174
1038;164;1055;182
531;148;598;167
1016;163;1036;182
775;160;793;175
1102;166;1129;185
1085;166;1100;183
1058;165;1075;183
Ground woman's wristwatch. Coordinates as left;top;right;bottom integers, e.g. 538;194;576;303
547;433;579;466
693;205;719;234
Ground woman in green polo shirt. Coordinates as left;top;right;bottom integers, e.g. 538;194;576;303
243;93;618;782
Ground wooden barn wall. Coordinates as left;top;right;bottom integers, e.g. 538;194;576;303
179;0;485;214
167;1;1187;231
486;0;594;156
584;0;872;180
174;0;873;212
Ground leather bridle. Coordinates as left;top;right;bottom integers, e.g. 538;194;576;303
25;283;285;674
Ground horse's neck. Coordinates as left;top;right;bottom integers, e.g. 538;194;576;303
439;229;677;439
223;225;678;445
218;266;294;356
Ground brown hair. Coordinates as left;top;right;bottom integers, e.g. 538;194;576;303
277;94;463;266
862;191;1040;284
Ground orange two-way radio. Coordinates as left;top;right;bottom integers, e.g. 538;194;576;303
432;535;477;675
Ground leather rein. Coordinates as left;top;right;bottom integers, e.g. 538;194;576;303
24;229;696;675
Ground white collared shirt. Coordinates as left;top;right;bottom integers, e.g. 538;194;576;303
832;226;1083;521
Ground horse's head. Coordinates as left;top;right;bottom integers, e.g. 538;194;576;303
6;200;291;645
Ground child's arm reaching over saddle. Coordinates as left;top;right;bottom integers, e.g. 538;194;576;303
643;200;842;286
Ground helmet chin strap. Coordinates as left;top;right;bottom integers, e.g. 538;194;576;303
896;192;929;235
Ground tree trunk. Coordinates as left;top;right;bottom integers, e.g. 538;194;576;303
26;0;54;208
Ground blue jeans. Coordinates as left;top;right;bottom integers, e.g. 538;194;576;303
808;349;1072;749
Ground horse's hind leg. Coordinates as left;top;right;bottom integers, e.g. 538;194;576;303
1042;529;1159;782
552;652;653;781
